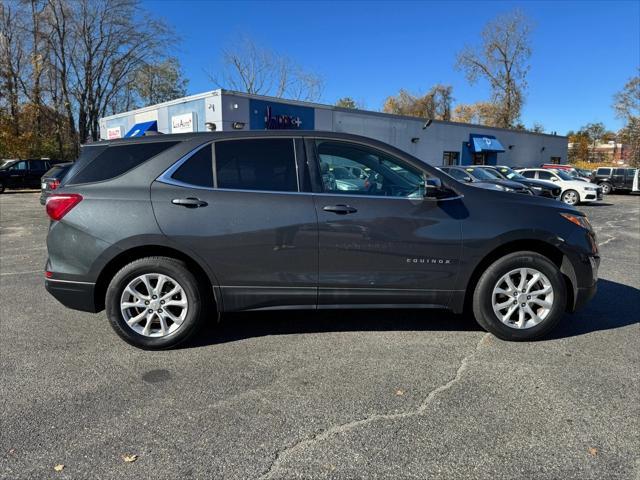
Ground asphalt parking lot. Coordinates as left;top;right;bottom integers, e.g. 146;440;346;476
1;191;638;479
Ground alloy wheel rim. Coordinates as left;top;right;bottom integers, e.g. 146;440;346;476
120;273;188;337
563;191;577;204
491;268;554;330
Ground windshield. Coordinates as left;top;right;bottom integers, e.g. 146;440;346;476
0;160;16;170
555;170;574;181
466;168;497;181
497;167;526;180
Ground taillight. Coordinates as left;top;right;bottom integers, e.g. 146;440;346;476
46;194;83;221
49;179;61;190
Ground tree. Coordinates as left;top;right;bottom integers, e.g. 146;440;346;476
530;122;545;133
613;72;640;120
382;84;453;120
133;58;188;107
613;72;640;166
452;101;499;125
210;36;323;102
567;131;590;163
335;97;358;109
456;10;532;128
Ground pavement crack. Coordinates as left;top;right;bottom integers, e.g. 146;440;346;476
258;333;490;479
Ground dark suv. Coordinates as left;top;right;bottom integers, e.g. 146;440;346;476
45;132;599;349
0;159;52;193
592;167;638;194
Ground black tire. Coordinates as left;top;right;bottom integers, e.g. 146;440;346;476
0;182;5;194
472;251;567;341
598;182;613;195
561;189;579;205
105;256;207;349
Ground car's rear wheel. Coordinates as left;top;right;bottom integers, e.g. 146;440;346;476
0;181;5;194
105;256;206;349
561;189;579;205
598;182;613;195
472;251;567;341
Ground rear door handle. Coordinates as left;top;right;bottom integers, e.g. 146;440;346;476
323;204;357;215
172;197;208;208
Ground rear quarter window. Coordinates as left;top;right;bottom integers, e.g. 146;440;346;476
66;141;179;185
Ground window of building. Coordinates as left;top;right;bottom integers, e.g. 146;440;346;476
215;139;298;192
316;141;425;197
171;144;213;188
442;151;459;166
472;153;485;165
68;141;179;185
549;156;561;164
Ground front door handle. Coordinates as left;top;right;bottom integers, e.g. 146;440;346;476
323;204;357;215
172;197;208;208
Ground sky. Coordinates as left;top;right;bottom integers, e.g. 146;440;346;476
144;0;639;135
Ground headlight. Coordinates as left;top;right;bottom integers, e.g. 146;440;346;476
494;184;506;191
532;186;542;191
560;213;593;230
584;186;597;191
503;186;515;192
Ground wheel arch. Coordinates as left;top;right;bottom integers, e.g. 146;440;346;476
93;245;219;311
462;239;575;314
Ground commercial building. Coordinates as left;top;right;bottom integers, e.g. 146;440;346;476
99;89;568;168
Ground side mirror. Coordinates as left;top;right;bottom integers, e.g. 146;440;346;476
464;176;473;183
424;177;442;198
551;177;559;181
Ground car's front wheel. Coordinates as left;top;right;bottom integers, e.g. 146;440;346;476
105;256;206;349
561;189;579;205
0;181;5;194
472;251;567;341
598;182;613;195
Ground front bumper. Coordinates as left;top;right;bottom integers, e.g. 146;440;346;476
45;278;99;313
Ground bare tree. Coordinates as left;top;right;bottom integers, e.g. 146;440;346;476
613;71;640;121
456;10;532;128
210;37;324;102
0;3;26;136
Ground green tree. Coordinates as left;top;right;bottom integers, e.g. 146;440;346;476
335;97;358;109
456;10;532;128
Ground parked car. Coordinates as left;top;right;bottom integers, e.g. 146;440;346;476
475;165;561;199
0;159;52;193
516;168;602;205
40;162;73;205
592;167;638;194
438;166;508;192
460;166;534;195
574;167;594;181
45;132;599;348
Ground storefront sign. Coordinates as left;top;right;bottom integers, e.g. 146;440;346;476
107;126;122;139
172;112;195;133
249;99;314;130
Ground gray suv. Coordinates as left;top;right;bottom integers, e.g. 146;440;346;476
45;132;599;349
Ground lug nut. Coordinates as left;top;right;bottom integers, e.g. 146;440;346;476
160;300;164;305
152;295;157;299
527;295;531;300
158;308;163;313
145;301;149;305
521;303;526;307
513;300;517;305
522;289;526;293
148;309;153;313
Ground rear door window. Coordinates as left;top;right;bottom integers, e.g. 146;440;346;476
597;168;611;175
537;171;554;180
171;144;213;188
67;141;179;185
214;139;298;192
521;170;536;179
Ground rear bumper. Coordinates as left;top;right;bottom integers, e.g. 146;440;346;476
45;278;99;313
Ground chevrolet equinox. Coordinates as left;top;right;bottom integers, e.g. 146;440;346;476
44;132;599;349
